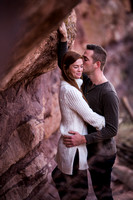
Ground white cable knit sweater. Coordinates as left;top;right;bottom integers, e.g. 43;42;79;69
56;79;105;175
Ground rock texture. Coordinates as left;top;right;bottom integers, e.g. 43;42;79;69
74;0;132;52
113;164;133;190
0;0;79;199
0;68;61;200
0;0;79;90
116;122;133;171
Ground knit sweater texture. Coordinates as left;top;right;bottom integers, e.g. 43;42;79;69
56;79;105;175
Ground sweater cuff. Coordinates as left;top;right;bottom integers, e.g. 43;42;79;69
85;130;101;144
84;134;95;144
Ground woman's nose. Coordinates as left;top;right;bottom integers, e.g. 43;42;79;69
78;67;83;71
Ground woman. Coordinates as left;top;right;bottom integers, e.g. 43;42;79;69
52;50;105;200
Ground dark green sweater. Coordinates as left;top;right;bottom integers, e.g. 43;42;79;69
58;41;119;157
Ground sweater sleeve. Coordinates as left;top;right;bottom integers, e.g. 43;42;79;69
58;41;68;70
85;91;119;144
65;88;105;130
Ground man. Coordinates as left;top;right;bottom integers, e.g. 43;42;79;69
54;23;119;200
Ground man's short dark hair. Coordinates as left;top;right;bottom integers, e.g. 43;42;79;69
86;44;107;70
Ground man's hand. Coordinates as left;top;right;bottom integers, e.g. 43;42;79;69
63;131;86;147
58;22;68;42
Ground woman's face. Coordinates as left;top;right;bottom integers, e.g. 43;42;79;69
68;58;83;79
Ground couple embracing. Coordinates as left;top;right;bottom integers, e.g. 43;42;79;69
52;23;119;200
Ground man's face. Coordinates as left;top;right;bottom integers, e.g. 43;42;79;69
83;50;95;75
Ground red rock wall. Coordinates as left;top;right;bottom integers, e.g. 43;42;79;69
74;0;128;52
0;68;61;199
0;0;79;90
0;1;79;199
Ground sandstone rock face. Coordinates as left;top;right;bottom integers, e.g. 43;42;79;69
0;0;79;90
0;0;79;199
74;0;131;52
0;68;61;200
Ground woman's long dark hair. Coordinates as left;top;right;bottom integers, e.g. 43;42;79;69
61;51;83;92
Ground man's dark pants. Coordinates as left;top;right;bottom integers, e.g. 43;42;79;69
88;154;116;200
